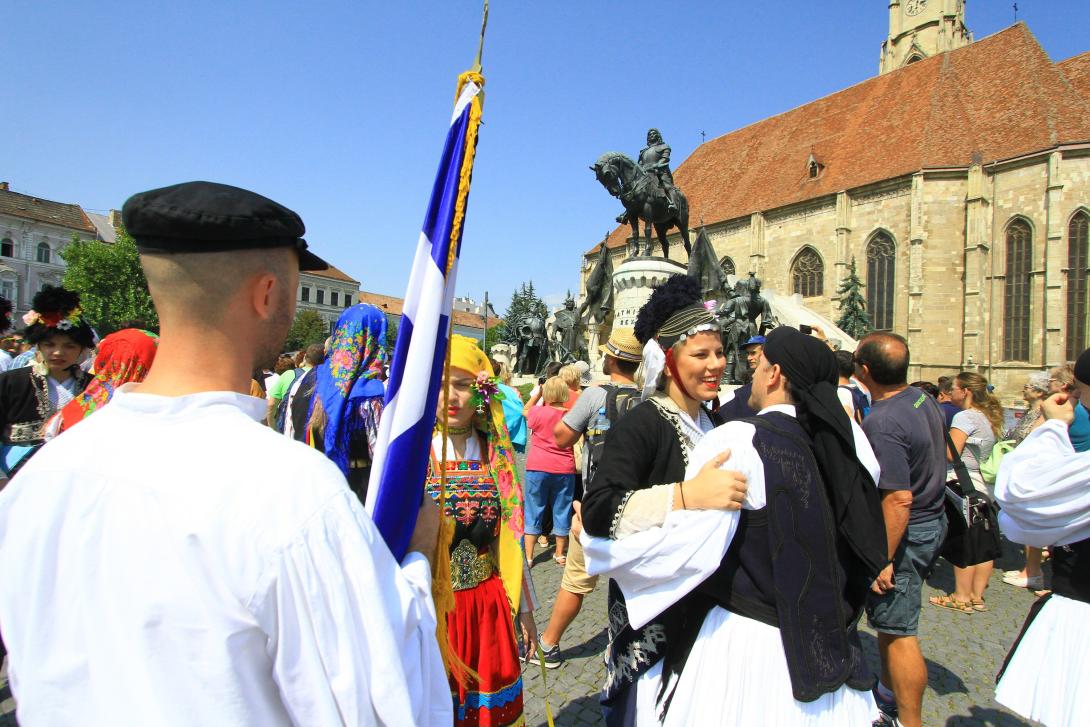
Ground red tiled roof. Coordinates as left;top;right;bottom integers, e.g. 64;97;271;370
594;24;1090;253
0;188;96;233
1059;50;1090;106
356;290;503;330
307;263;358;284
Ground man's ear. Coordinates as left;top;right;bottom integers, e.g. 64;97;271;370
250;272;278;321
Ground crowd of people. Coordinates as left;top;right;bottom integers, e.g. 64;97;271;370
0;180;1084;727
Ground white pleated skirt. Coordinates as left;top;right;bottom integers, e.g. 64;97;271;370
996;594;1090;727
632;606;877;726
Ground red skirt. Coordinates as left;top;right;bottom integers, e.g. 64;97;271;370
447;573;524;726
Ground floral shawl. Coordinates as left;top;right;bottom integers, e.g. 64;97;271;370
55;329;158;434
309;304;387;476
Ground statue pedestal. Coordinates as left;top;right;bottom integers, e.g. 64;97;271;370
611;257;688;331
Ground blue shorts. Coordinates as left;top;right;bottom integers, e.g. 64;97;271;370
866;514;948;636
524;471;575;536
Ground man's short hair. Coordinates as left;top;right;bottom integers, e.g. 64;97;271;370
608;354;640;377
856;332;910;386
833;349;854;379
937;375;954;394
304;343;325;367
911;380;940;398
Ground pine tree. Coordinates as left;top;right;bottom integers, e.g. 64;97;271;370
501;281;547;344
835;257;871;339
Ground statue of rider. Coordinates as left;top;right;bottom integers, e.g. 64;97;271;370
639;128;678;216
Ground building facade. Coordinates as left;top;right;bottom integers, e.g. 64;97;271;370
298;265;362;332
0;182;106;318
358;290;502;345
583;6;1090;405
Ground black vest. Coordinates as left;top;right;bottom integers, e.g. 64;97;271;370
668;413;872;704
1051;537;1090;603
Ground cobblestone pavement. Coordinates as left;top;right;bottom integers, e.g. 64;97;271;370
521;535;1044;726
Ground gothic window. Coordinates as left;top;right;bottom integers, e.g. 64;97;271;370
36;242;51;264
1003;219;1033;362
791;246;824;298
1;238;12;257
866;232;896;331
719;256;736;278
1067;211;1090;360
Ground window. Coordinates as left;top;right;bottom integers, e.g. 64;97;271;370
866;232;896;331
1067;211;1090;360
301;286;310;302
1003;219;1033;361
790;246;824;297
331;291;339;307
316;289;325;305
1;238;12;257
0;280;13;301
719;256;736;279
345;292;352;308
36;242;50;264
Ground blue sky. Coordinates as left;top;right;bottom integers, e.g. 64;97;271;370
5;1;1089;314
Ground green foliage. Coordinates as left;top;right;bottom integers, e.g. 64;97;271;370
516;382;533;402
835;256;871;340
484;320;506;353
61;229;158;334
385;316;400;355
501;281;547;345
284;309;329;351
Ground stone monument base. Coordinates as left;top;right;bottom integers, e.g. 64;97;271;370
611;256;688;332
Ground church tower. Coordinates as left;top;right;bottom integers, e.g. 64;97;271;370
879;0;972;74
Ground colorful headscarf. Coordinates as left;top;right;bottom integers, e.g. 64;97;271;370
446;334;526;613
310;304;387;476
56;328;158;433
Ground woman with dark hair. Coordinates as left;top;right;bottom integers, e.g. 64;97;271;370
0;287;93;475
580;275;747;724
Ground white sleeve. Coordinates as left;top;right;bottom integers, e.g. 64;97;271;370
250;492;451;727
995;419;1090;548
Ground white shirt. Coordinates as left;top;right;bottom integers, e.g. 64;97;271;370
0;349;12;372
0;385;449;727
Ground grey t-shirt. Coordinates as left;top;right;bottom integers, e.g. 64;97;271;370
948;408;996;491
562;384;638;476
862;386;947;523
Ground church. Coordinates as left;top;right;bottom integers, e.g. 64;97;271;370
582;0;1090;404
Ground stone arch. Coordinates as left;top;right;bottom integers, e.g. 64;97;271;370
865;230;896;331
719;255;736;279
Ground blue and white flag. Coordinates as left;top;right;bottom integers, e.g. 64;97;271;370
366;73;485;561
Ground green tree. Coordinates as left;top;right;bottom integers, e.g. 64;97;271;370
484;320;506;353
835;256;871;339
284;309;329;351
501;281;547;345
385;316;400;356
61;229;158;334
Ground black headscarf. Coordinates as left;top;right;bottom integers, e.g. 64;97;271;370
1075;348;1090;386
762;327;888;602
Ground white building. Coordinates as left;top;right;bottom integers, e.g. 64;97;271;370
298;265;362;331
0;182;107;318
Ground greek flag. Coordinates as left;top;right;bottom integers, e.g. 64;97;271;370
366;73;485;560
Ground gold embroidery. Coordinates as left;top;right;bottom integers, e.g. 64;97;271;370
449;538;494;591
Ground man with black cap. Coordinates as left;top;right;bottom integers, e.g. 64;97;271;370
0;182;449;725
591;325;887;723
992;349;1090;726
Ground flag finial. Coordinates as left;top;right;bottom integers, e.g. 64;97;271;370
473;0;490;73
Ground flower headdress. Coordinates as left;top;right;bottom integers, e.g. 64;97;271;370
469;371;505;414
20;286;96;348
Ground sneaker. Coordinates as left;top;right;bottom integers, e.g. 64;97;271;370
872;687;899;725
1002;572;1044;589
527;641;563;669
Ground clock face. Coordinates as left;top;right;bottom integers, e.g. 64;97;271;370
905;0;926;16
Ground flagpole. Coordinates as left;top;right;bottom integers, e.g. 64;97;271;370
473;0;489;73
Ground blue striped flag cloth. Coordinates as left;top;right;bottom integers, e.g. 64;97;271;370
365;72;485;560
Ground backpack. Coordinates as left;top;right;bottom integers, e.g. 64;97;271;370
840;384;870;423
980;439;1016;485
274;368;305;433
584;385;641;486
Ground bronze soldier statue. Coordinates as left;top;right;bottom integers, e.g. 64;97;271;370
550;294;586;363
639;128;678;216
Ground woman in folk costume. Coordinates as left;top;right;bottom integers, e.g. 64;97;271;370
580;274;748;726
43;328;159;440
430;334;538;726
993;348;1090;727
0;286;93;475
298;303;387;504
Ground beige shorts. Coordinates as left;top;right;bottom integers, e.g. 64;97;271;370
560;514;599;595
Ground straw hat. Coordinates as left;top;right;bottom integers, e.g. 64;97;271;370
599;328;643;363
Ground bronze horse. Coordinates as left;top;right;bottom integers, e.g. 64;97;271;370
591;152;691;259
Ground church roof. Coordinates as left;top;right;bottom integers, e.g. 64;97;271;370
595;23;1090;253
1058;49;1090;106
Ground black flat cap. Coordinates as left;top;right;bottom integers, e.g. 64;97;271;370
122;181;328;271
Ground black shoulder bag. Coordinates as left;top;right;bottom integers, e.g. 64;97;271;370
940;429;1002;567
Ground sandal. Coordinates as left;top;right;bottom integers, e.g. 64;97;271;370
929;594;974;614
553;553;567;566
970;598;988;612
